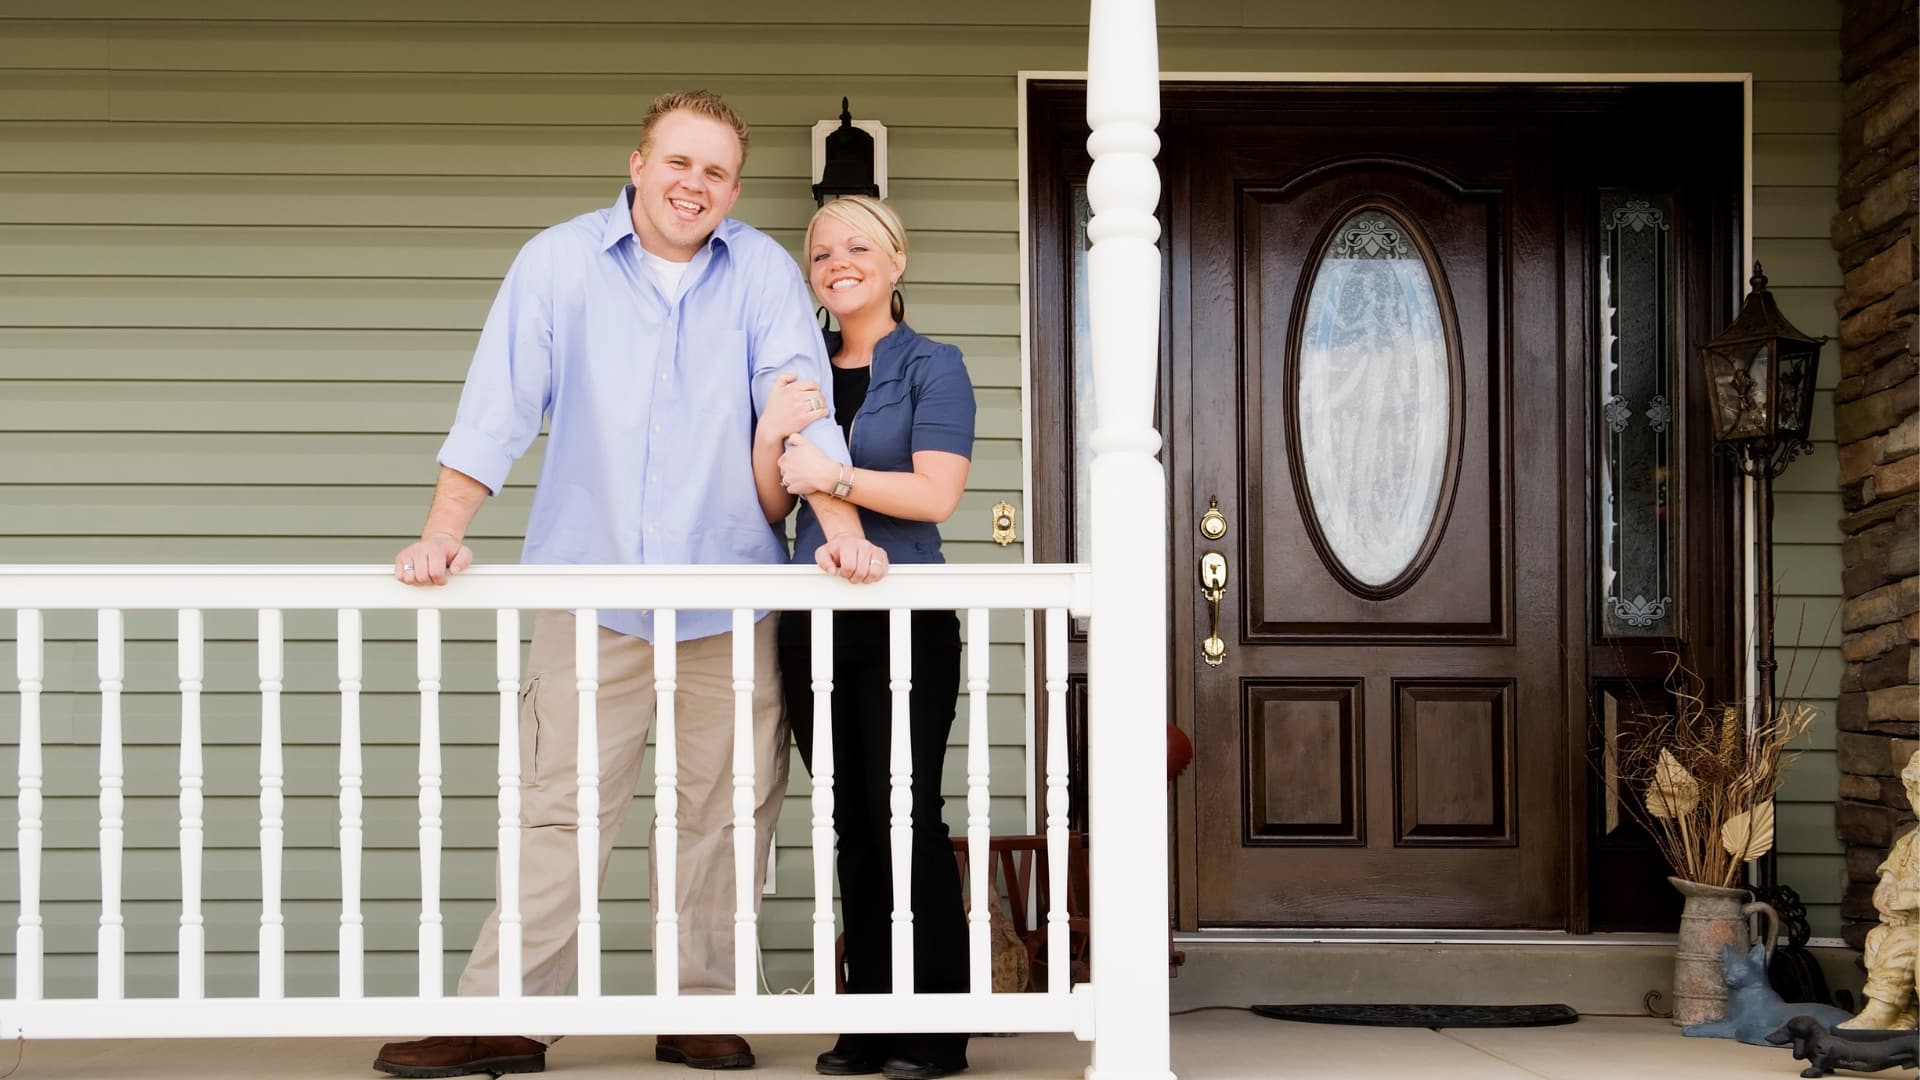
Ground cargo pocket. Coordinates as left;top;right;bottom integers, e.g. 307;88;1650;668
518;672;545;789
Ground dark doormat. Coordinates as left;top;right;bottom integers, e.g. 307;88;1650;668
1252;1003;1580;1028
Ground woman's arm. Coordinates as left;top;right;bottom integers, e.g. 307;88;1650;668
752;423;798;523
752;372;829;523
780;443;970;524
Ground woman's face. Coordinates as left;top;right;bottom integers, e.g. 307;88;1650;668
809;211;903;322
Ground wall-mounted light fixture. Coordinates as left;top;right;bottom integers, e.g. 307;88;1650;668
811;98;886;206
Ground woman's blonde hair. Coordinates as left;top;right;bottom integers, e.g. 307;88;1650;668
806;195;909;320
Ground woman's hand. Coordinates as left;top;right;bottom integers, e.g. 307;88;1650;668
759;373;830;446
779;432;841;496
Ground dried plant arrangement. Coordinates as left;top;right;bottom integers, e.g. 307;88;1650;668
1610;653;1816;890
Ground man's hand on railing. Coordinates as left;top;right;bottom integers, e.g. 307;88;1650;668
815;532;889;584
393;532;474;586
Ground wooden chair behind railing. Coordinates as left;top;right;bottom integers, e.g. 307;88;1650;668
833;833;1090;994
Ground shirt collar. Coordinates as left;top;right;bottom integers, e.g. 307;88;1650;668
825;322;917;389
602;184;740;256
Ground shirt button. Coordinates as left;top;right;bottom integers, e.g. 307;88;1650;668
654;424;662;432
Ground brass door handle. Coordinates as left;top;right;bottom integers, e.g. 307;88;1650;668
1200;551;1227;667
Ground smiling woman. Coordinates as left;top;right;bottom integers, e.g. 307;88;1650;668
751;195;980;1080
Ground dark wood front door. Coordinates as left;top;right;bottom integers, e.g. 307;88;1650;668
1179;106;1567;928
1026;83;1743;933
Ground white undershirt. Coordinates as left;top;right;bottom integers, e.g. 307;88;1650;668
640;248;691;301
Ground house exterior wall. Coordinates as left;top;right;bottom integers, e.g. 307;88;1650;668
0;1;1846;995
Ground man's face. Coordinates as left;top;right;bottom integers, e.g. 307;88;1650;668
628;110;744;261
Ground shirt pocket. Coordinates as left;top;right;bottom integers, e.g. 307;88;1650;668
693;329;751;412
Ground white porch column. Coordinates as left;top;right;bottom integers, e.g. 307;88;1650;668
1083;1;1172;1078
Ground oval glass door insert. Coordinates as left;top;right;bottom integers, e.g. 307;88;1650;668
1295;209;1452;589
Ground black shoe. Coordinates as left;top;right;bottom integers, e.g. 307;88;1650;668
816;1047;887;1075
817;1034;889;1075
881;1057;966;1080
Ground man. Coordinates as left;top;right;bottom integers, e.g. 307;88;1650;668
374;90;887;1078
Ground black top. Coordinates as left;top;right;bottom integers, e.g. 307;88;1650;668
832;362;871;441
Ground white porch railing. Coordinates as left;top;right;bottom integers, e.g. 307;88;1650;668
0;560;1165;1075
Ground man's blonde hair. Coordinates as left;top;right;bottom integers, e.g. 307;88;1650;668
637;89;750;172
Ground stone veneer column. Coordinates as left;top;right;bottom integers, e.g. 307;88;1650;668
1830;0;1919;950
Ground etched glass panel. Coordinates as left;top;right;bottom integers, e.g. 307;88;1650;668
1598;193;1678;637
1297;209;1451;589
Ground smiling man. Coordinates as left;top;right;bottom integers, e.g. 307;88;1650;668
374;90;885;1078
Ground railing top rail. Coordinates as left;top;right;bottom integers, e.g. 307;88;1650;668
0;564;1092;615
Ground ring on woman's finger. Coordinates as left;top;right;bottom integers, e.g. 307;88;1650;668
402;563;414;573
807;395;824;411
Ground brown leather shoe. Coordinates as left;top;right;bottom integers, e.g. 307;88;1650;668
372;1035;546;1077
656;1034;755;1070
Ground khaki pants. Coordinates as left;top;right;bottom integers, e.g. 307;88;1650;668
458;611;787;1032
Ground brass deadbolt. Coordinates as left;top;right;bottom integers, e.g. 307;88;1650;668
1200;498;1228;541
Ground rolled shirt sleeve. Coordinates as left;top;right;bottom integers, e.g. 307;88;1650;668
747;246;851;466
437;235;557;495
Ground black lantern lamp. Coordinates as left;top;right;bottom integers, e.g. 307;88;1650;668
1699;261;1827;893
812;98;880;206
1702;263;1825;477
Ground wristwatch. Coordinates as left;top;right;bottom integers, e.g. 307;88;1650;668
831;464;854;499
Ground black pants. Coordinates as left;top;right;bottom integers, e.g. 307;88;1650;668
777;609;969;1069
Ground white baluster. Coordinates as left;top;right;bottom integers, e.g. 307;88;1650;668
1044;607;1070;994
1086;0;1172;1073
653;609;679;997
178;609;206;1000
97;608;125;1001
417;609;444;998
888;608;914;994
730;608;758;996
495;609;523;999
965;607;992;994
809;608;837;997
338;609;365;998
574;610;602;996
15;609;43;1002
258;609;285;999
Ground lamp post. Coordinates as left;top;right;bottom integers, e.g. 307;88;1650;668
1698;262;1825;890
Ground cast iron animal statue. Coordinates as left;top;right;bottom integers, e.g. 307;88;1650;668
1765;1014;1919;1078
1681;943;1851;1045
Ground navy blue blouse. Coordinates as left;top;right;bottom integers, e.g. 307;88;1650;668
791;322;976;564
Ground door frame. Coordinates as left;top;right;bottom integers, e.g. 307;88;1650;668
1017;71;1756;933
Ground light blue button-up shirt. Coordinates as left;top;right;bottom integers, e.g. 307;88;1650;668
437;185;850;643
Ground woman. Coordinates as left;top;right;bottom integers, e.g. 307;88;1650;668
752;194;976;1080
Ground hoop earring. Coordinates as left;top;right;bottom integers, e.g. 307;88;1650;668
817;304;832;332
890;288;905;322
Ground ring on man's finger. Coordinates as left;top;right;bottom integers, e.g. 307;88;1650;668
402;563;414;573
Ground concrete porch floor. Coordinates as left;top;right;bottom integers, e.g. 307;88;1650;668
7;1011;1820;1080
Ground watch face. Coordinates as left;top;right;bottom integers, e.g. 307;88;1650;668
833;480;853;498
